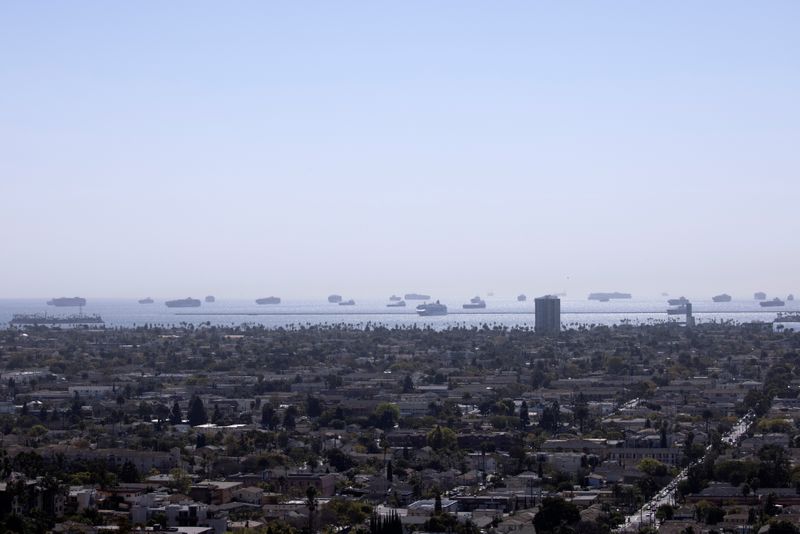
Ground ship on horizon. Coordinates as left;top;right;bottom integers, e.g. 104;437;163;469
205;295;215;303
165;297;201;308
712;294;732;303
416;301;448;316
463;296;486;309
588;292;631;302
405;293;431;300
668;296;689;306
138;297;154;304
517;294;527;302
47;297;87;307
760;297;785;308
256;297;281;305
338;299;356;306
754;292;767;300
387;300;406;308
328;294;343;303
389;295;402;301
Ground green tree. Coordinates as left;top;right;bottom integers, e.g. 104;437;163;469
533;497;580;533
187;395;208;426
169;401;183;425
573;393;589;433
402;375;414;393
261;404;277;429
519;400;530;429
373;403;400;430
306;485;318;533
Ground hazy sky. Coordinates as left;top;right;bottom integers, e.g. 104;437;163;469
1;2;798;299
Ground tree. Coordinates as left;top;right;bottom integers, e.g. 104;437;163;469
283;405;298;430
519;400;530;429
261;404;277;429
573;393;589;433
758;444;791;488
533;497;580;533
373;403;400;430
306;485;318;533
427;425;458;451
188;396;208;427
169;401;183;425
402;375;414;393
120;460;140;483
386;460;393;483
539;401;560;433
306;396;323;418
768;520;800;534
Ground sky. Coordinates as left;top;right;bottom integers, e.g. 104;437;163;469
1;2;799;300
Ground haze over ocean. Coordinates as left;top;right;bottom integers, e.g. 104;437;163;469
2;295;798;330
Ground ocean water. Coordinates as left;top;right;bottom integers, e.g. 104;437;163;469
1;296;798;330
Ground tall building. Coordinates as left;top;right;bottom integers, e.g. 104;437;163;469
535;295;560;336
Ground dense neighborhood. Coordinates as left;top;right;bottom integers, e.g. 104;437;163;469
1;321;799;534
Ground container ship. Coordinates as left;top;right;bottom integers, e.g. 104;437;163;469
712;294;732;303
760;298;785;308
47;297;87;307
668;296;689;306
387;300;406;308
405;293;431;300
588;292;631;302
463;296;487;309
138;297;154;304
416;301;448;316
165;298;201;308
256;297;281;305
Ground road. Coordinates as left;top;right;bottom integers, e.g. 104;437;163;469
616;411;755;532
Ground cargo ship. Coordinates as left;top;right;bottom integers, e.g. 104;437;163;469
668;296;689;306
387;300;406;308
463;296;486;309
328;295;342;303
405;293;431;300
416;301;448;316
138;297;154;304
712;294;732;303
760;298;785;308
588;292;631;302
165;298;202;308
338;299;356;306
47;297;87;307
389;295;402;301
256;296;281;305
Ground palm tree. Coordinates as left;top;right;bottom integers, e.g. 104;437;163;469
306;485;318;533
